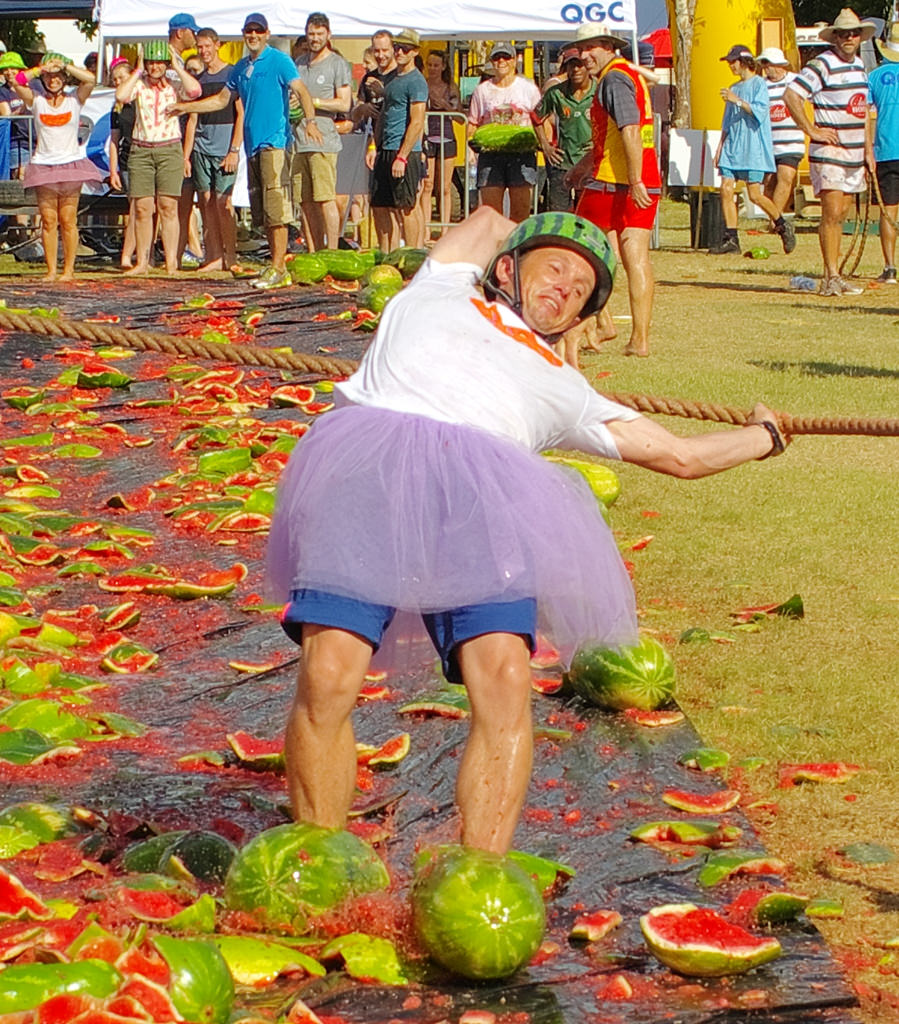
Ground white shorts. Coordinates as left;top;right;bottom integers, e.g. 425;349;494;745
809;161;866;195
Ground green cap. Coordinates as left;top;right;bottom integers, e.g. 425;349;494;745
483;211;617;320
143;39;171;62
0;51;27;70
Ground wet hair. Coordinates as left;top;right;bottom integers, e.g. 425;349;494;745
306;12;330;31
196;27;219;43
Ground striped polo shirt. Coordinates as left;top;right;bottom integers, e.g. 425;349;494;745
788;49;867;169
766;72;806;159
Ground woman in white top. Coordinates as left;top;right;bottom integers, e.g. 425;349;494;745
10;54;101;282
467;43;541;222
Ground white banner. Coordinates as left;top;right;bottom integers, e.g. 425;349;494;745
98;0;638;41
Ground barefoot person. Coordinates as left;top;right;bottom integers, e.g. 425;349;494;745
267;206;791;855
567;26;661;359
10;54;102;282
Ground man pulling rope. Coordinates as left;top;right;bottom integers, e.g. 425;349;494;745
266;207;790;855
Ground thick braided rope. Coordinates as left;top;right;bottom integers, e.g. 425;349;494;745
600;391;899;437
839;179;869;279
3;309;897;436
0;310;357;378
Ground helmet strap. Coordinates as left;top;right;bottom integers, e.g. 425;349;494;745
484;250;524;317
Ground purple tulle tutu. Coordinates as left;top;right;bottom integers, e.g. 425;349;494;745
266;406;637;667
23;158;103;191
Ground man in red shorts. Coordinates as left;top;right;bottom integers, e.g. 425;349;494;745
567;25;660;357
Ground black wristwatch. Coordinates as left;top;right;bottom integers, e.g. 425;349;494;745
755;420;785;459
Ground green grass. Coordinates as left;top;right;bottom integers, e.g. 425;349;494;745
582;200;899;1019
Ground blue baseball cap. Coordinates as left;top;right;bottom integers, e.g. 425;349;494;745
242;12;269;31
169;13;200;32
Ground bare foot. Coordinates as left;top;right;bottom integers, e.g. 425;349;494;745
123;264;150;277
164;266;181;276
58;273;75;283
199;258;224;272
40;273;58;283
120;261;133;270
623;342;650;357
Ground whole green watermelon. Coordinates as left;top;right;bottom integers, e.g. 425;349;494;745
223;823;389;933
412;845;545;979
567;636;676;711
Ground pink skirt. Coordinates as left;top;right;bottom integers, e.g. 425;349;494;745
24;157;104;191
266;406;637;668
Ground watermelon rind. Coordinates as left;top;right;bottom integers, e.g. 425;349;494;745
567;636;676;712
223;823;389;933
411;845;545;980
153;935;234;1024
640;903;782;977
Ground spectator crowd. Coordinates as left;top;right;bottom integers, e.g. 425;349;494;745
0;5;896;316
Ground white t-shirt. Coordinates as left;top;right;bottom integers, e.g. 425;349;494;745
29;91;86;166
468;76;541;127
337;259;640;457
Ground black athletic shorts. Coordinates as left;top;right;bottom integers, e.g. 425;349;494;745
775;153;803;170
370;149;422;210
876;159;899;206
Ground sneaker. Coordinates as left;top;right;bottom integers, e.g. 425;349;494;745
181;249;202;269
875;266;898;284
819;276;863;296
777;218;796;254
252;265;291;290
708;236;740;255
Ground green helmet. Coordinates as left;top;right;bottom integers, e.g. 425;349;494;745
483;211;616;322
143;39;171;62
0;51;27;70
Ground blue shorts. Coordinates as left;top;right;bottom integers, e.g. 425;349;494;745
281;588;537;684
719;167;765;184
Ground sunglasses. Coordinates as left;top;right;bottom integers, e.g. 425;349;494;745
834;29;862;37
492;53;515;60
243;26;266;35
394;44;416;53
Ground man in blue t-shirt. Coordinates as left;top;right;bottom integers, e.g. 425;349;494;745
866;27;899;283
172;12;321;289
367;27;427;251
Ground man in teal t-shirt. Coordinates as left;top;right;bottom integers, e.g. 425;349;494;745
367;28;428;251
866;34;899;283
535;48;596;211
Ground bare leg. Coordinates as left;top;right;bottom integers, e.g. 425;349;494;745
479;186;506;214
455;632;533;854
879;204;898;269
770;164;797;216
217;192;237;269
719;177;738;229
197;190;221;269
441;155;455;234
157;195;180;274
121;198;137;268
819;189;851;279
176;179;194;263
372;206;393;252
745;182;782;225
419;156;436;238
507;185;533;223
301;201;326;252
57;188;81;282
268;223;288;272
322;198;341;250
285;624;373;826
400;203;424;249
619;226;653;357
124;195;155;276
36;188;59;281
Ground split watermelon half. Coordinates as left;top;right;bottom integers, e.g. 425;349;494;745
567;636;676;712
223;823;390;933
640;902;782;977
411;845;545;980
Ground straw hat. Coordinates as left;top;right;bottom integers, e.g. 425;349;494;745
393;28;421;49
569;23;629;52
876;22;899;61
818;8;876;43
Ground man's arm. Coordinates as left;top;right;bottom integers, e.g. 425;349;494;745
619;124;652;209
171;86;231;116
223;97;244;173
607;404;788;478
393;100;425;176
428;205;515;268
314;81;352;115
784;84;838;146
289;78;324;145
865;101;877;173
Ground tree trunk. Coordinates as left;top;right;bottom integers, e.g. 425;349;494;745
667;0;698;127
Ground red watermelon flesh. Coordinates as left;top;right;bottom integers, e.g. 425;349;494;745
662;789;741;814
640;903;782;977
778;762;860;787
0;866;51;919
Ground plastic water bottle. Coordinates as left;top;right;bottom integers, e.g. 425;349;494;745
790;275;817;292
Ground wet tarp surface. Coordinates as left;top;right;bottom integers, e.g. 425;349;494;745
0;278;861;1023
